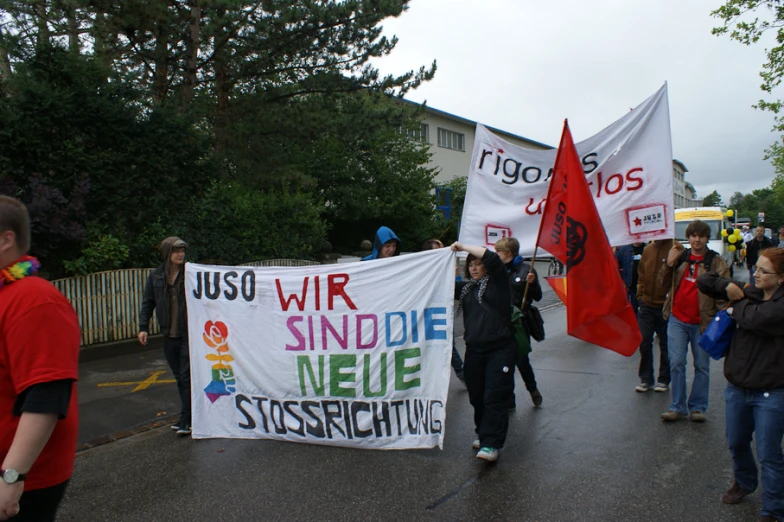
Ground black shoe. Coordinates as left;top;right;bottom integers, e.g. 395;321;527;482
530;389;543;407
171;418;184;431
177;424;192;436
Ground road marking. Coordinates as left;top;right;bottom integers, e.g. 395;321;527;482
97;371;175;393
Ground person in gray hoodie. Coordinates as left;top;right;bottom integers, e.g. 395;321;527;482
138;237;191;435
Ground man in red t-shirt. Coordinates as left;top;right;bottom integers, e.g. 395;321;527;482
0;196;80;521
659;219;729;423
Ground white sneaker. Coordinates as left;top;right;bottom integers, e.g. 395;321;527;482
472;439;480;449
476;447;499;462
654;382;669;392
635;383;651;393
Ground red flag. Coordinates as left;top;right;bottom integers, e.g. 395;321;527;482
545;276;567;305
536;121;641;356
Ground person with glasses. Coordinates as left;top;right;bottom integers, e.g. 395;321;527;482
697;248;784;522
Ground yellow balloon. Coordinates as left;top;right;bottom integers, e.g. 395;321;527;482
728;235;738;244
726;209;734;217
728;245;737;253
734;229;742;236
721;229;729;237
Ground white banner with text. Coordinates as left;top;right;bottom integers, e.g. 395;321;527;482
185;249;455;449
459;84;674;255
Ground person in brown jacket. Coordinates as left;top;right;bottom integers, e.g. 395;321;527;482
658;220;730;423
634;240;672;393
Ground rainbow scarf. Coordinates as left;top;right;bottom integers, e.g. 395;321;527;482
0;256;40;290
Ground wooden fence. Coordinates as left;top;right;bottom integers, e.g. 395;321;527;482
51;259;320;347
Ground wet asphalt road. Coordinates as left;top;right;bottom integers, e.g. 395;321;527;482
59;262;765;521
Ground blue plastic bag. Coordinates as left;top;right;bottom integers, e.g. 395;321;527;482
698;309;735;360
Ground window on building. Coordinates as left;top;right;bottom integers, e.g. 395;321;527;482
437;128;465;151
399;123;429;144
435;186;452;221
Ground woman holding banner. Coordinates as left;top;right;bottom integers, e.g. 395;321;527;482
451;242;517;462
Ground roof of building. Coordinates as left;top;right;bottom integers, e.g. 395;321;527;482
673;159;688;172
402;99;553;150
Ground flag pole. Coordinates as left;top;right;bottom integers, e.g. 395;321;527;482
522;120;566;307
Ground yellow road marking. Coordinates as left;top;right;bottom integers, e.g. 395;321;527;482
97;371;175;393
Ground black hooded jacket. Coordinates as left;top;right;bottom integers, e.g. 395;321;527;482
454;250;514;350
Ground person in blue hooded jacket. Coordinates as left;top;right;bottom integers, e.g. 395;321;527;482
362;226;401;261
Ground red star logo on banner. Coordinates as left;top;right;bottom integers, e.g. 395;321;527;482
634;217;642;227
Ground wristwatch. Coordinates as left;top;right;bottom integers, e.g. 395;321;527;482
0;469;26;484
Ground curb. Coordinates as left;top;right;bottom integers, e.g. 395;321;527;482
76;415;179;454
539;302;564;313
79;335;163;363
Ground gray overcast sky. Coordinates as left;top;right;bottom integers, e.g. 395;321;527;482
373;0;779;202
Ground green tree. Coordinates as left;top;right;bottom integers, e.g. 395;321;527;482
0;48;214;276
713;2;784;129
702;189;724;207
0;3;440;272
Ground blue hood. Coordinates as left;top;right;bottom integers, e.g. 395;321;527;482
361;226;401;261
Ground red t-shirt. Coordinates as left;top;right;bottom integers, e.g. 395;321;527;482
0;277;80;491
672;253;703;325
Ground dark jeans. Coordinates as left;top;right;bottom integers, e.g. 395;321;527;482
464;343;517;449
725;384;784;519
637;302;670;386
164;336;191;422
627;289;638;317
11;480;69;522
515;351;537;392
451;341;464;377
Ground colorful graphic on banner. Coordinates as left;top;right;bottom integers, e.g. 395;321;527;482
185;249;456;450
459;85;674;255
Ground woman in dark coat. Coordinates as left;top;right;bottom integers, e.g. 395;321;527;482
451;242;516;462
697;247;784;522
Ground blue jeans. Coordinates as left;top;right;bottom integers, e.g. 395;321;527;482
667;316;710;414
749;267;756;287
725;384;784;519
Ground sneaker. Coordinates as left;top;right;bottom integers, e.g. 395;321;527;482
722;481;753;504
476;447;499;462
690;411;707;423
660;410;686;422
176;425;192;436
472;439;480;449
530;389;543;407
654;382;669;392
171;418;183;431
635;383;652;393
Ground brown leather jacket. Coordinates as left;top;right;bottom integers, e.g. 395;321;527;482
659;243;730;333
637;240;672;307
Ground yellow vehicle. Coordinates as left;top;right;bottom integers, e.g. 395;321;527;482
673;207;735;269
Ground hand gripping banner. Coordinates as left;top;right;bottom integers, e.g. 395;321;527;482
459;84;674;255
185;249;456;449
